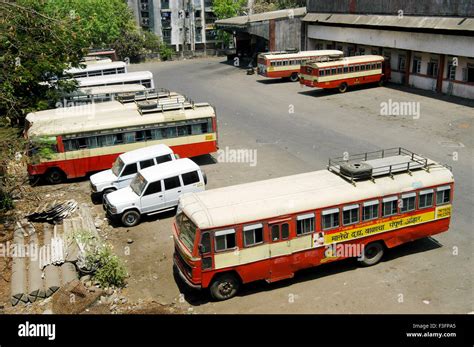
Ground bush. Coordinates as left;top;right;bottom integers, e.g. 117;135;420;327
93;245;127;287
0;190;14;211
159;43;174;61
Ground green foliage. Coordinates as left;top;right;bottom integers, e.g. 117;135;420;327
159;43;174;61
93;245;127;287
213;0;247;19
0;189;14;211
0;0;89;123
112;29;145;62
142;30;161;53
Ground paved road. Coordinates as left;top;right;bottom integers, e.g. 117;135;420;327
117;57;474;313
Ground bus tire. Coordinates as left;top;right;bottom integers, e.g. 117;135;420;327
209;273;240;301
137;100;157;110
359;242;384;267
44;168;65;185
121;210;141;227
289;72;299;82
338;83;348;93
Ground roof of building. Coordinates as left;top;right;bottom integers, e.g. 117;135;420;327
120;144;173;164
261;50;343;60
179;162;453;230
140;158;199;181
302;13;474;32
215;7;306;28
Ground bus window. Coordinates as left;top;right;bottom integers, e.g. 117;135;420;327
201;232;211;254
296;213;315;235
436;186;451;205
337;67;342;74
400;192;416;212
355;65;360;72
271;225;280;241
343;66;349;73
362;200;379;221
366;64;371;70
215;229;236;251
418;189;434;209
360;65;366;71
243;223;264;247
124;132;136;143
322;208;339;230
343;204;359;225
319;69;325;76
331;68;336;75
349;66;354;72
382;196;398;217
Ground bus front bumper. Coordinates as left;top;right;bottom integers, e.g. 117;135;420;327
173;258;201;290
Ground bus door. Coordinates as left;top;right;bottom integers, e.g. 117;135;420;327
268;220;292;281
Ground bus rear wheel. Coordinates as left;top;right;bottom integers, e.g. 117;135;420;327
338;83;348;93
210;273;240;301
45;168;65;185
289;72;299;82
359;242;384;267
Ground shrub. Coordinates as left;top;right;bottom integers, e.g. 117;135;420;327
159;43;174;61
93;245;127;287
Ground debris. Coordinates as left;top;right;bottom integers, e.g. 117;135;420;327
423;300;430;305
80;275;91;283
52;279;102;314
127;239;133;244
26;200;78;224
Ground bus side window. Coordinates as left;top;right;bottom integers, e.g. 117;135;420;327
343;66;349;73
362;200;379;221
243;223;264;247
382;196;398;216
349;66;354;72
215;229;236;252
319;69;325;76
322;208;339;230
418;189;434;209
400;193;416;212
436;186;451;205
343;204;359;225
201;232;211;254
296;213;315;235
337;67;342;74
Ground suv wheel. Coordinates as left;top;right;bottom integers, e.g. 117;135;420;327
121;210;141;227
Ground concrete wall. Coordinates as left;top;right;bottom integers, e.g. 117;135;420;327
274;17;302;50
306;0;474;17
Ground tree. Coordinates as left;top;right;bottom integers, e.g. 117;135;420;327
252;0;305;14
213;0;247;47
0;0;89;124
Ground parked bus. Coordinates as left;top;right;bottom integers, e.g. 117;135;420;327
257;50;343;82
65;61;127;79
173;148;453;300
62;84;147;106
299;55;391;93
25;97;218;184
76;71;155;90
86;48;118;61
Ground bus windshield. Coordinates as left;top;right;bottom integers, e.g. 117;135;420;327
111;157;125;176
130;172;147;196
176;212;197;252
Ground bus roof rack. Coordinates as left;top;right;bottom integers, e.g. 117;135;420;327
327;147;448;185
137;96;196;115
118;88;172;104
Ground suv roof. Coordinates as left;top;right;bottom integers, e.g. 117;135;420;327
120;144;173;164
140;158;200;181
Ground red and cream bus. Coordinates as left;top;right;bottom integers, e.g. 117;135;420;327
300;55;391;93
257;50;343;82
25;96;218;184
173;148;453;300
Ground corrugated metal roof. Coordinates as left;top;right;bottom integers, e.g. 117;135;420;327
215;7;306;28
302;13;474;31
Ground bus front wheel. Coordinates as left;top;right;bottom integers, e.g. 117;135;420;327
45;168;65;185
359;242;384;267
289;72;299;82
338;83;348;93
209;273;240;301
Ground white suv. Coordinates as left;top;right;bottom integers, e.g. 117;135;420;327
103;158;206;227
90;144;177;199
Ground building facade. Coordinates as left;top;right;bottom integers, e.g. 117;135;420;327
126;0;220;52
303;0;474;99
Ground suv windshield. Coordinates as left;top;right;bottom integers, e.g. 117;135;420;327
130;172;147;196
176;212;197;252
111;157;125;177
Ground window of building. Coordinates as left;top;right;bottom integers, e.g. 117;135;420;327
412;56;422;74
363;200;379;221
343;204;359;225
418;189;434;209
398;55;406;71
121;163;137;176
400;192;416;213
382;196;398;217
462;63;474;83
427;59;439;77
144;180;162;196
182;171;200;185
243;223;264;247
436;186;451;205
322;208;339;230
215;229;236;251
164;176;181;190
296;213;315;235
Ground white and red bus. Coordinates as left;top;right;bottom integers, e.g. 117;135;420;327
76;71;155;90
62;84;147;106
257;50;343;82
299;55;391;93
65;61;127;79
173;148;453;300
25;96;218;184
